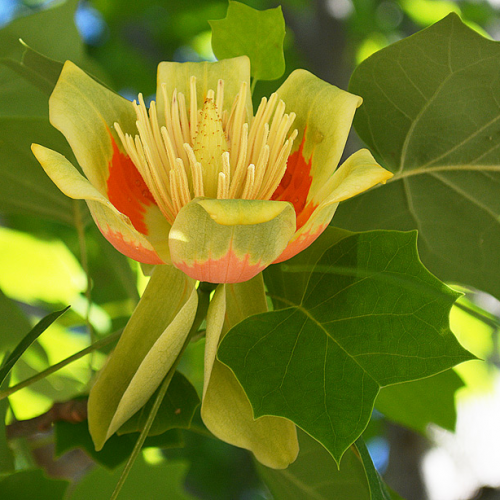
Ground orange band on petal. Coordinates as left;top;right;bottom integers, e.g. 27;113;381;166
174;250;266;284
107;132;156;235
274;223;327;264
100;226;164;265
271;132;313;228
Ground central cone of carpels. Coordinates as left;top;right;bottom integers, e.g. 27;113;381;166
114;78;298;225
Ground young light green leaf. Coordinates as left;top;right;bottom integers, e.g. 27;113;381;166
88;265;197;451
257;431;371;500
219;230;474;463
210;1;286;81
376;369;464;433
0;306;70;385
336;13;500;300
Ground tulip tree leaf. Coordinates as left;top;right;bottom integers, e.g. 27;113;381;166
210;1;286;81
0;113;77;224
257;431;371;500
219;229;473;462
0;0;106;224
336;13;500;300
376;368;464;433
1;42;63;96
0;0;83;63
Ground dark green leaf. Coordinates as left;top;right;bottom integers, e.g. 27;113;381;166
0;470;68;500
0;0;83;62
355;439;392;500
265;226;353;308
376;369;464;433
338;13;500;299
220;229;473;462
69;456;195;500
0;113;76;223
0;288;31;351
0;306;69;385
21;41;63;86
0;0;108;224
118;371;200;436
0;42;63;96
0;364;14;473
210;1;286;81
55;419;183;470
257;431;371;500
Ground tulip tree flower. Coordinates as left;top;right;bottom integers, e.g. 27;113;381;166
31;56;392;468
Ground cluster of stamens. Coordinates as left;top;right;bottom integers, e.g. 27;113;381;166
114;76;298;225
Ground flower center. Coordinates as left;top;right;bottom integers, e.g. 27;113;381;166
114;77;298;225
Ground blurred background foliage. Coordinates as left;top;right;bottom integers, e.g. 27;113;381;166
1;0;500;499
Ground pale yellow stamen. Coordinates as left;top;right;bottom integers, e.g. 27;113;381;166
114;77;298;225
241;165;255;200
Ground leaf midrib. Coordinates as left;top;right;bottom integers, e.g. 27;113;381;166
269;297;376;383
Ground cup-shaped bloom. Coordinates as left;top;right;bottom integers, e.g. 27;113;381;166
32;57;392;283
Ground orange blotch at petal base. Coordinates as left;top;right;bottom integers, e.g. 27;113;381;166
98;226;164;265
271;133;315;230
274;223;327;264
106;132;156;235
173;250;267;284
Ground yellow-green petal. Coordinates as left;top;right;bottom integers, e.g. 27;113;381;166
202;276;299;469
49;61;137;195
107;285;198;439
31;144;169;264
88;265;197;450
316;148;394;207
279;149;393;263
276;69;362;205
156;56;252;123
169;198;296;283
274;150;393;264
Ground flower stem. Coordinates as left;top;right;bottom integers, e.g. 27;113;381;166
0;330;122;401
110;283;213;500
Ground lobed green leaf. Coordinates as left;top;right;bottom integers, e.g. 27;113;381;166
210;1;286;81
336;13;500;300
219;229;473;463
